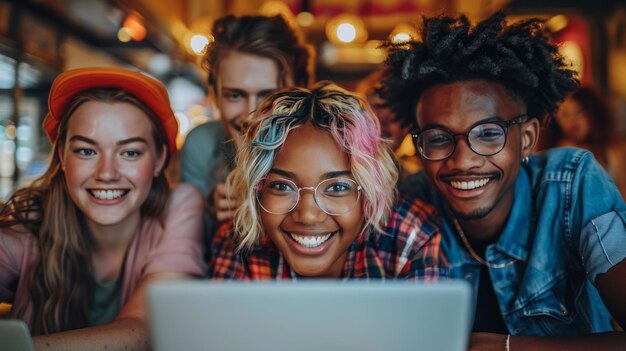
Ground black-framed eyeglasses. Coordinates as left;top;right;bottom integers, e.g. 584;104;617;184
411;114;529;161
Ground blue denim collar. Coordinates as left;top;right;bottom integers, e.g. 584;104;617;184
493;169;532;262
439;169;532;266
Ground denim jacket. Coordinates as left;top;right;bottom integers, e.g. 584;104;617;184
400;147;626;336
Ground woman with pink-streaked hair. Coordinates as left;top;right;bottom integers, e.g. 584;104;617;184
208;82;447;280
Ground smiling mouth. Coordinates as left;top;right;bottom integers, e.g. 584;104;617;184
288;232;335;248
448;178;492;190
89;189;129;200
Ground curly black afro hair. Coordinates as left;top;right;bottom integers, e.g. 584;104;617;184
380;12;579;129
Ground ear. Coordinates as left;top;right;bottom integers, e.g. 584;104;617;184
521;118;540;159
153;145;168;177
57;142;66;171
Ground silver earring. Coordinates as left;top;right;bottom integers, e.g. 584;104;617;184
521;156;529;164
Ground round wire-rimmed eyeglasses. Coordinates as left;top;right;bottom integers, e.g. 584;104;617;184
411;114;529;161
256;177;362;216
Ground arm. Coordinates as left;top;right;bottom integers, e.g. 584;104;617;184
459;259;621;350
180;123;222;197
596;258;626;329
469;267;626;351
470;332;626;351
469;155;626;351
32;272;191;351
0;228;26;303
32;186;207;351
475;220;626;350
182;123;236;224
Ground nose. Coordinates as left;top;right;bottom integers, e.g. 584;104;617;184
95;154;120;181
445;136;484;171
290;190;327;224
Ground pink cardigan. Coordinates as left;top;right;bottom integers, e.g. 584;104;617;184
0;184;207;328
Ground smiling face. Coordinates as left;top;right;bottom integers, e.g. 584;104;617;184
416;80;538;228
215;51;285;149
61;101;166;231
259;123;364;278
555;97;590;144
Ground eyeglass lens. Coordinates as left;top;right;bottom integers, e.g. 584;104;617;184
257;177;360;215
416;122;507;160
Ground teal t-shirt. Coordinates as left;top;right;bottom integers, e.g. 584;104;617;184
86;272;123;326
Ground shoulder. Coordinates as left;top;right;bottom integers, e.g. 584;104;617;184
398;171;429;195
377;196;443;261
132;185;207;278
139;184;204;240
211;221;235;252
527;147;619;201
183;121;227;146
397;171;446;210
527;147;595;179
166;184;204;214
0;226;38;268
384;196;441;240
209;221;245;279
368;198;445;280
0;225;37;246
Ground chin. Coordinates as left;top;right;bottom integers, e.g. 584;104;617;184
85;209;133;226
89;217;128;226
451;205;494;220
291;262;331;278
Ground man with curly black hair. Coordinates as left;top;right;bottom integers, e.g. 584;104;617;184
381;12;626;350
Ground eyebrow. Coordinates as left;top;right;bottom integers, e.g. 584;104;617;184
69;135;148;146
257;89;278;95
221;87;242;92
221;87;278;95
420;116;503;130
268;169;353;180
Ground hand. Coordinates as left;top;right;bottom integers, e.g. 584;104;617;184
212;182;237;222
469;333;508;351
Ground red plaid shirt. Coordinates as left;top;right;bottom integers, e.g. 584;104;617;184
209;198;447;280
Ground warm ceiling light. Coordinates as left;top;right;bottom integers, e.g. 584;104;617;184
190;34;210;55
393;33;411;42
390;23;418;43
123;13;147;42
296;11;315;27
337;23;356;43
559;40;584;78
326;14;368;45
260;0;295;22
546;15;569;33
117;28;132;43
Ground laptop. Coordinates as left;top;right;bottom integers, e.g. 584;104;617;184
147;281;471;351
0;319;35;351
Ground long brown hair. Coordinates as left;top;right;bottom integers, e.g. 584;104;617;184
0;88;170;335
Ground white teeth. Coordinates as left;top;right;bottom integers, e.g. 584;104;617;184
449;178;490;190
289;233;333;248
91;190;126;200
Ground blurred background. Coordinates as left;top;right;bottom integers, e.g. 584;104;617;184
1;0;625;198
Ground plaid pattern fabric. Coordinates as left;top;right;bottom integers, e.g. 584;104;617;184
209;197;447;280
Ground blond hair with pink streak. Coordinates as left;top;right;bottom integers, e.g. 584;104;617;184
227;81;399;252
